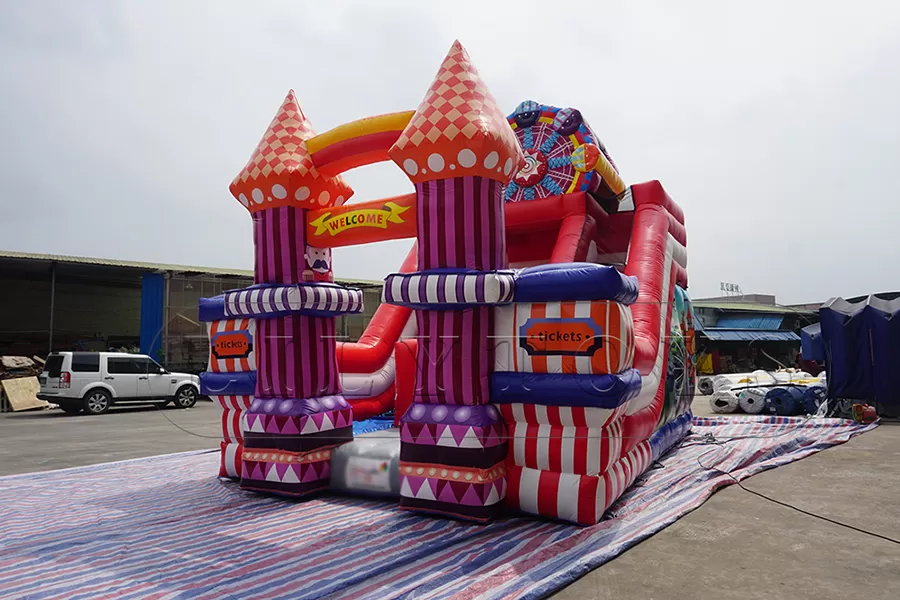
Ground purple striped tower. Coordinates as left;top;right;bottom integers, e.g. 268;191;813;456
227;90;356;497
387;42;525;522
398;178;509;521
415;177;507;271
251;207;308;285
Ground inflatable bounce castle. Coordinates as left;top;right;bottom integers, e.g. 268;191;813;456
199;41;696;525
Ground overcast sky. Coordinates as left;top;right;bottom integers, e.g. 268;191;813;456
2;1;899;304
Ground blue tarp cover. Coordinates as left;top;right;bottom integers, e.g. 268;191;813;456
820;295;900;417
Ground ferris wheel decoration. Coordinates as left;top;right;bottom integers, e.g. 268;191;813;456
503;101;622;203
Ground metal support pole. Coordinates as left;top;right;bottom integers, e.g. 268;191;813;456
48;262;56;353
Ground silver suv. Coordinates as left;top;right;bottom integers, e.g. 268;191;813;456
37;352;200;415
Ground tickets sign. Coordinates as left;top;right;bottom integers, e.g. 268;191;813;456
519;317;603;357
211;330;253;360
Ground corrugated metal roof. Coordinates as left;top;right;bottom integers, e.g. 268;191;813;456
692;301;816;315
0;250;384;287
700;329;800;342
713;315;784;329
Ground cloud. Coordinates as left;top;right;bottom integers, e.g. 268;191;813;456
2;0;899;303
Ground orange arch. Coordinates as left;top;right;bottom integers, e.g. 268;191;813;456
307;111;414;177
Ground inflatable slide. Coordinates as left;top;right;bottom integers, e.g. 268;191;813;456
198;41;696;524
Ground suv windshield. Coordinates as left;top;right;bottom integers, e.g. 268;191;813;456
44;355;64;377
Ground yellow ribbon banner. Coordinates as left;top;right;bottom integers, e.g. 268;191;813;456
309;201;410;237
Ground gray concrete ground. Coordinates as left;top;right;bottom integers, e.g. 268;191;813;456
557;399;900;600
0;401;221;476
2;398;898;600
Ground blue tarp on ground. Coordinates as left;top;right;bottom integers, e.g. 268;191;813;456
820;294;900;417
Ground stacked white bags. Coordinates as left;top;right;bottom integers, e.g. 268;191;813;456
710;390;740;413
737;387;767;414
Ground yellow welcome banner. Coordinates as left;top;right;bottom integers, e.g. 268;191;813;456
309;201;411;237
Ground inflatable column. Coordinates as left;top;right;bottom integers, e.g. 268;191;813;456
384;41;524;521
206;91;364;496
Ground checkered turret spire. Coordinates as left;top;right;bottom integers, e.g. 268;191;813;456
229;90;353;212
389;41;524;184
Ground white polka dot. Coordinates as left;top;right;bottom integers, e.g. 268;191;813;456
410;404;426;420
504;157;514;176
267;196;273;202
427;153;445;172
250;399;261;411
271;184;287;199
421;168;426;174
416;467;425;475
484;151;499;169
335;195;344;205
403;158;418;176
449;164;456;170
265;399;277;412
497;167;502;173
252;188;264;204
458;148;477;168
238;193;249;207
486;405;498;419
318;190;330;205
432;405;448;422
295;186;310;201
322;396;335;410
308;398;319;412
279;400;293;413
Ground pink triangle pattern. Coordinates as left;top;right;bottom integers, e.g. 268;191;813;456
406;475;425;497
485;424;503;448
400;422;507;448
264;415;282;434
247;408;352;436
397;472;508;506
459;484;482;507
437;481;459;504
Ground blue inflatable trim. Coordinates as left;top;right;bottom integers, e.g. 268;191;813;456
490;369;641;408
512;263;639;305
200;371;256;396
649;410;693;461
199;295;227;322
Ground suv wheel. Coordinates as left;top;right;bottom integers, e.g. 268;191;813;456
173;386;198;409
83;389;111;415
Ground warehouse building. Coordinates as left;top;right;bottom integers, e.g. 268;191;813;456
693;294;818;374
0;251;383;373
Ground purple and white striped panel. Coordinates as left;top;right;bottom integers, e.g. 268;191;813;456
224;284;364;318
383;271;515;307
